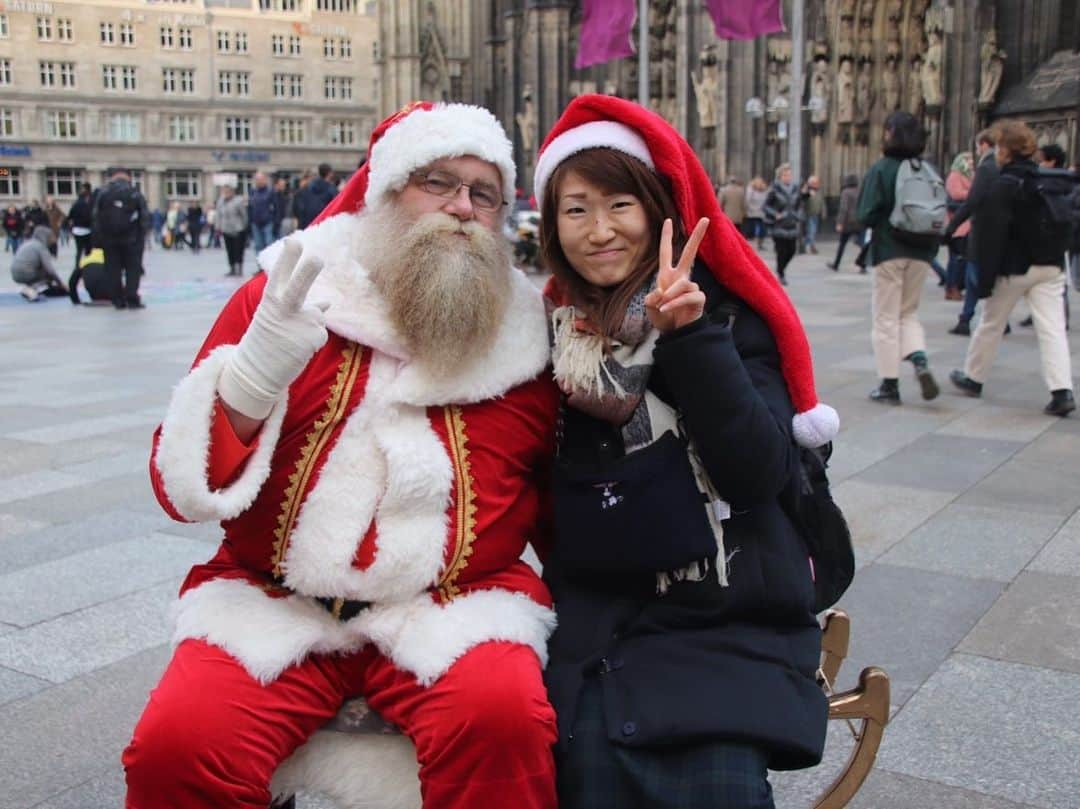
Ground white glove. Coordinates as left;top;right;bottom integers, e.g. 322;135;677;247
217;239;329;420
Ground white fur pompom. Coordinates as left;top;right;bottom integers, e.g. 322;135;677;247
792;403;840;448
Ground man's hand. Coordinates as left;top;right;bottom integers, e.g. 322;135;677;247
644;217;709;333
217;239;329;421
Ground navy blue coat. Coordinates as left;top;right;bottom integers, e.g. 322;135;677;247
544;267;827;771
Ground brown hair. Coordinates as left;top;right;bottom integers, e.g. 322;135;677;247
991;120;1037;160
975;128;996;148
539;148;684;341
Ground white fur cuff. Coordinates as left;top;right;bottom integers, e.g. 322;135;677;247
792;403;840;449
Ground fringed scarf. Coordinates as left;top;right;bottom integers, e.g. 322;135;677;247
547;280;730;594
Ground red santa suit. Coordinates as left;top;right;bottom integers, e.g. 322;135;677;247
123;103;560;809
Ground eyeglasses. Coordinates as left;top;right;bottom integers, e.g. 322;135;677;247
410;170;505;213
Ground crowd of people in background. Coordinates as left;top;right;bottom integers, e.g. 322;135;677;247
7;162;344;305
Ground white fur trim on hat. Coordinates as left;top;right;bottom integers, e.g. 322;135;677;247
364;103;516;211
792;403;840;449
533;120;655;208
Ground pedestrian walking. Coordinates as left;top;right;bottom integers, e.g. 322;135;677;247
217;184;248;276
949;121;1075;417
801;175;823;254
743;176;768;248
718;176;745;230
827;174;862;270
94;168;150;309
943;152;974;300
66;183;96;303
271;176;290;240
856;110;941;404
4;204;24;253
248;171;277;253
186;202;204;253
292;163;337;230
763;163;802;285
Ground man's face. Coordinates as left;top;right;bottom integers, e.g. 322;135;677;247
254;173;268;189
395;156;504;234
977;141;991;158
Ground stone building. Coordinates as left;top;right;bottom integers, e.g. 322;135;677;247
0;0;378;209
377;0;1080;200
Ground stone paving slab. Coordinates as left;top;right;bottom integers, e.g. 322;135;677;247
0;644;170;809
956;457;1080;516
831;563;1004;703
849;770;1043;809
879;505;1064;582
856;433;1024;493
0;511;46;541
1;473;162;525
0;534;207;627
831;479;954;564
1028;510;1080;577
958;571;1080;675
4;409;163;445
0;664;49;706
0;580;179;683
878;654;1080;808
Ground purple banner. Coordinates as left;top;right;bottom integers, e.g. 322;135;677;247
575;0;637;70
705;0;785;41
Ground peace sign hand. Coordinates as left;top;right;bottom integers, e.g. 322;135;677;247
644;217;709;333
218;238;330;420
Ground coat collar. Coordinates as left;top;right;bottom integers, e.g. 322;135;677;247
258;212;551;406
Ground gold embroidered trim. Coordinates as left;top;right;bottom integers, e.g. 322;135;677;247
271;343;365;578
438;405;478;600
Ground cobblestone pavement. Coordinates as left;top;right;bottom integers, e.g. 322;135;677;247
1;239;1078;808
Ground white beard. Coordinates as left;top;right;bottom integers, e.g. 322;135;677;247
352;204;513;376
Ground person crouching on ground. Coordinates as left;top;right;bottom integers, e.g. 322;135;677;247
948;121;1075;417
10;225;67;301
534;94;837;809
122;101;561;809
856;111;940;405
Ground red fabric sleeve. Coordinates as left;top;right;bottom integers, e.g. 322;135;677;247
149;274;269;521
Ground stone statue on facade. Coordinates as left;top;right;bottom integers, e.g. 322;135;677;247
809;56;831;127
921;30;945;108
886;0;903;23
907;54;925;114
856;60;875;122
881;57;901;112
978;29;1006;107
515;85;537;154
839;0;857;19
691;47;721;130
836;58;856;125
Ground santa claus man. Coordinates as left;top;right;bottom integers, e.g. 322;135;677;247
122;102;559;809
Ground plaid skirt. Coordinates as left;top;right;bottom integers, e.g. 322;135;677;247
556;680;776;809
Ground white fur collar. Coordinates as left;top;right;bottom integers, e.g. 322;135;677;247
259;213;551;406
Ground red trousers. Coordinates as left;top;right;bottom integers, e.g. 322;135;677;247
123;638;557;809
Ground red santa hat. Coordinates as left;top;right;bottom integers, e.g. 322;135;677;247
534;94;838;448
311;101;517;227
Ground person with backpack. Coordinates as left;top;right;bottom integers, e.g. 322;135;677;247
943;129;999;335
763;163;803;286
534;95;839;809
94;168;150;309
247;171;277;253
949;121;1075;417
856;110;943;405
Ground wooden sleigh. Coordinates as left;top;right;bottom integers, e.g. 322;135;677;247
270;609;889;809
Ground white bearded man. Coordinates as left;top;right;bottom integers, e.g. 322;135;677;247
122;102;560;809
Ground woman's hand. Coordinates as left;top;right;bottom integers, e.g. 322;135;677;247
645;217;709;333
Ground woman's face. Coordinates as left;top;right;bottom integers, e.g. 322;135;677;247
779;168;793;185
555;170;651;289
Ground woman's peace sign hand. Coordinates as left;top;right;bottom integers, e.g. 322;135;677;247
644;217;709;333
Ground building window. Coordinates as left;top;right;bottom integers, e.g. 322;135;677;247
121;66;137;91
340;38;352;59
327;119;355;146
260;1;300;11
224;117;252;143
41;62;76;89
218;71;250;97
216;30;231;53
102;64;116;90
100;22;114;45
0;15;8;38
109;113;139;142
178;27;193;50
36;16;52;41
0;60;11;86
324;76;352;101
168;114;197;143
103;65;137;92
323;38;334;59
288;35;301;56
316;0;357;11
57;19;73;42
277;119;306;145
160;25;174;48
0;167;22;197
235;170;255;196
0;109;14;138
271;34;284;56
46;169;84;197
165;170;200;199
163;68;195;95
44;110;79;139
120;22;135;46
235;31;248;53
273;73;303;99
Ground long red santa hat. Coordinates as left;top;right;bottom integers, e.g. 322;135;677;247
534;94;838;448
311;100;517;226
